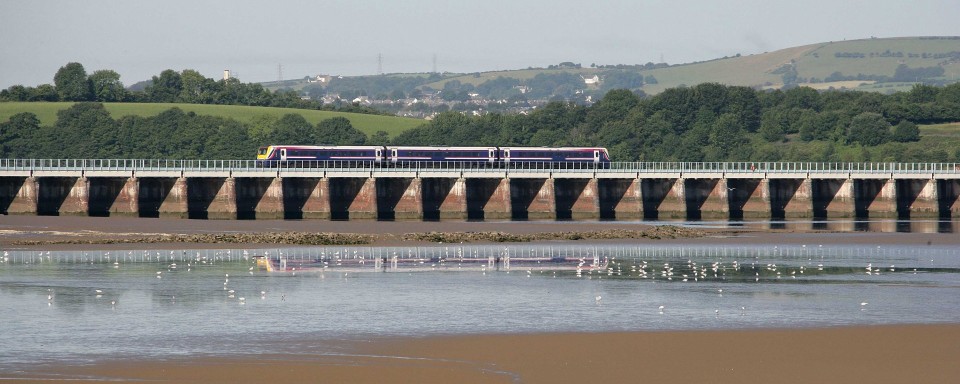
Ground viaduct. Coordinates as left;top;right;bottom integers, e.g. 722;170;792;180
1;159;958;221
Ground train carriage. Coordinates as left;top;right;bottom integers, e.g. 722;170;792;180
256;145;610;167
499;147;610;165
387;146;498;164
256;145;384;167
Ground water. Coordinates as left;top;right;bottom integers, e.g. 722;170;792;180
1;243;959;369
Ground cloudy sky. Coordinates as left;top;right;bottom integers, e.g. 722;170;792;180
1;0;957;88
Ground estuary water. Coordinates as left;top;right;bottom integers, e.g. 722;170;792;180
1;241;959;370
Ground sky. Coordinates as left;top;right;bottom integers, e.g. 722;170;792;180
1;0;958;88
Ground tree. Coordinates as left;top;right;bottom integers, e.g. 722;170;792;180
758;110;786;142
205;119;251;159
53;62;92;101
53;102;117;158
706;113;749;160
314;117;367;145
891;120;920;142
847;112;890;146
89;70;125;102
270;114;314;145
31;84;58;101
147;69;183;102
368;130;390;145
783;86;820;110
0;112;40;157
179;69;218;104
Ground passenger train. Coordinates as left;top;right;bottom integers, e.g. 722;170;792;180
256;145;611;166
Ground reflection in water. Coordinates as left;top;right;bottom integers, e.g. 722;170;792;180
2;242;960;369
708;219;957;234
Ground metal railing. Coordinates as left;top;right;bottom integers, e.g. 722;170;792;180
1;159;958;175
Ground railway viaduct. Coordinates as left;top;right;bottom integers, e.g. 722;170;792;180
1;160;958;220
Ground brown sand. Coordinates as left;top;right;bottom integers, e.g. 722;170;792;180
2;215;958;250
2;216;959;382
5;325;958;384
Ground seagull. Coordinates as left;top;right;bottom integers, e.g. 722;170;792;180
658;305;665;314
595;295;602;303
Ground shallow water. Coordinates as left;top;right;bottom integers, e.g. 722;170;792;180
1;242;959;369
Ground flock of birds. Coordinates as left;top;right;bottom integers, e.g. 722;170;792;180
27;243;929;317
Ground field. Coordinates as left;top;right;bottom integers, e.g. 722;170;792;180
0;102;426;137
919;122;960;137
426;37;960;95
226;37;960;98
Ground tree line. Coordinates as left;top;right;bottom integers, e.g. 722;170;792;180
2;83;959;162
0;103;375;159
0;62;387;115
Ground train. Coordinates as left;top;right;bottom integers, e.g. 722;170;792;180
256;145;611;166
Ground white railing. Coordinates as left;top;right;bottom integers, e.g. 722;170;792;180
0;159;958;176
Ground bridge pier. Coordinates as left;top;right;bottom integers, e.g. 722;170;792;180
235;177;284;220
510;178;555;220
729;178;770;219
940;180;960;218
556;178;599;220
642;179;684;220
186;177;236;220
58;177;89;216
899;179;939;218
467;178;511;220
157;177;188;219
855;179;897;219
599;178;641;220
424;177;467;220
285;177;330;219
1;162;957;221
88;177;139;217
815;179;856;219
687;178;728;220
1;176;38;215
378;177;423;220
772;178;813;219
328;178;377;220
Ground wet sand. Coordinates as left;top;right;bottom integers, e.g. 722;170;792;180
2;215;958;250
6;324;959;384
3;216;959;383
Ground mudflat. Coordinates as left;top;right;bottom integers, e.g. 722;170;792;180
6;324;959;384
1;215;958;249
2;216;959;383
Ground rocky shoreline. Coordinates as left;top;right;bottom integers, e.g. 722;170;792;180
6;225;707;247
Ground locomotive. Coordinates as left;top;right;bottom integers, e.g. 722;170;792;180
256;145;611;166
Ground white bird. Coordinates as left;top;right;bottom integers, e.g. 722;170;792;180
595;295;602;303
658;305;665;314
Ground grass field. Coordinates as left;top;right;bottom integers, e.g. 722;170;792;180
919;122;960;137
0;102;426;137
421;37;960;95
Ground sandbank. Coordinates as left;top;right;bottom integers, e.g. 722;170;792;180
4;324;958;384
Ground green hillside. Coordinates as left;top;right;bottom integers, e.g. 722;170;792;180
0;102;425;137
425;37;960;95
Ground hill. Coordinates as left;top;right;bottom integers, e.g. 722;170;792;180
0;102;425;137
424;37;959;95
